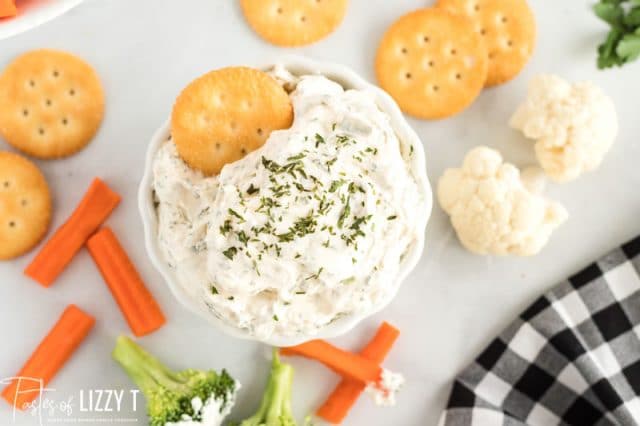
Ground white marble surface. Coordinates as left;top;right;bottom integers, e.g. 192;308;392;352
0;1;639;425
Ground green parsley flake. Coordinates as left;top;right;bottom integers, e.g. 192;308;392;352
246;183;260;195
222;247;238;260
228;208;245;223
305;267;324;281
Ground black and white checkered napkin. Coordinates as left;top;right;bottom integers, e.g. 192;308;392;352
440;235;640;426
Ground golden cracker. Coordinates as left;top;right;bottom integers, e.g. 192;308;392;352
240;0;348;47
0;49;105;159
375;8;488;119
0;151;51;260
171;67;293;175
437;0;536;86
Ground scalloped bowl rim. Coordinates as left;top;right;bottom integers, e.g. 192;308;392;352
0;0;84;41
139;56;432;346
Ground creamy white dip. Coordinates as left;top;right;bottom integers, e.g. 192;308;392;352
365;369;405;407
164;385;238;426
153;70;425;339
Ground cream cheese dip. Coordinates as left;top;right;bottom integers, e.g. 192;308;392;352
152;70;426;340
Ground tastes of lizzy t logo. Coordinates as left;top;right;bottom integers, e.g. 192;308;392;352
1;376;140;425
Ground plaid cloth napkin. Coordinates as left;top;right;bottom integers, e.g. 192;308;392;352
440;235;640;426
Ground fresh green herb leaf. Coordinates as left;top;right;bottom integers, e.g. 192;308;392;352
625;6;640;26
617;33;640;60
594;0;640;68
594;2;624;26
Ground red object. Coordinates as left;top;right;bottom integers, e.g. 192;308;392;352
317;322;400;424
87;227;166;336
0;0;17;18
25;178;121;287
1;305;95;410
281;340;382;384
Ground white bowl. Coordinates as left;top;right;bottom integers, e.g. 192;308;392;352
0;0;84;41
139;56;432;346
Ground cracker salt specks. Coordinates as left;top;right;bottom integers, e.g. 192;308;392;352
171;67;293;175
0;50;105;159
375;8;488;119
240;0;348;47
437;0;536;86
0;151;51;260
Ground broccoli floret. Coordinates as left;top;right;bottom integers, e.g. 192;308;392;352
239;350;296;426
112;335;237;426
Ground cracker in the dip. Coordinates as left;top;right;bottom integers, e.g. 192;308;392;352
240;0;348;47
437;0;536;87
171;67;293;175
0;151;51;260
0;49;105;159
375;8;488;119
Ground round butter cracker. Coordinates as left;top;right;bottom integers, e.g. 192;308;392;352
240;0;348;47
437;0;536;87
0;50;104;159
375;8;488;120
0;151;51;260
171;67;293;176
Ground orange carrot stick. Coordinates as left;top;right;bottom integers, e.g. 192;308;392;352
1;305;94;410
281;340;382;384
0;0;17;18
25;178;120;287
317;322;400;424
87;227;166;337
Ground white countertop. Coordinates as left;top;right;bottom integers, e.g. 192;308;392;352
0;1;639;425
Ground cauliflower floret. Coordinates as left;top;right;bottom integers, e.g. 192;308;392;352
438;146;568;256
510;74;618;182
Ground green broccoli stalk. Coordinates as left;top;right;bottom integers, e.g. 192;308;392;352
240;350;296;426
112;335;237;426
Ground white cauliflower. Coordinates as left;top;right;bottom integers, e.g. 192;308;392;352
510;74;618;182
438;147;568;256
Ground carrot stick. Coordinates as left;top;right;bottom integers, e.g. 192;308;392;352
25;178;121;287
87;227;166;337
317;322;400;424
281;340;382;384
1;305;95;410
0;0;17;18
